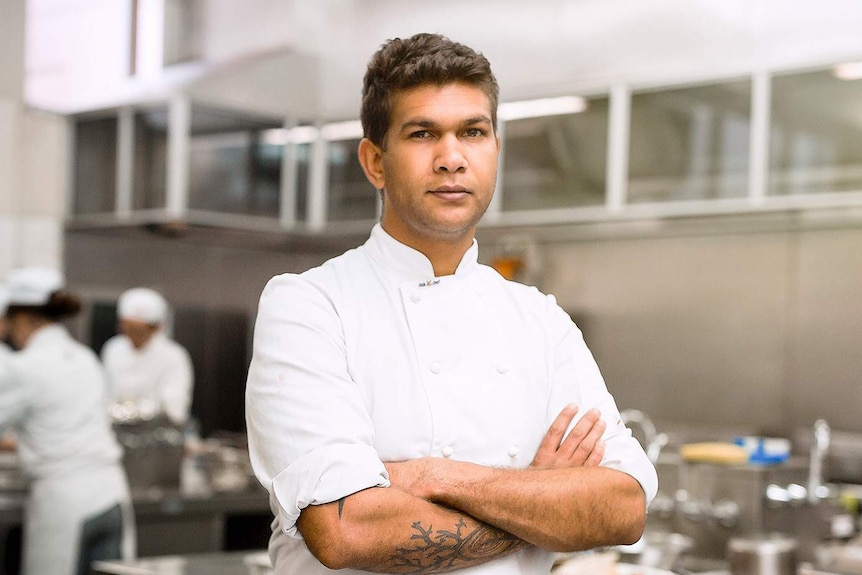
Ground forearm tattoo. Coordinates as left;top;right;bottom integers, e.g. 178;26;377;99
387;518;526;573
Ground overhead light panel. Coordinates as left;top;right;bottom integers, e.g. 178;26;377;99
322;120;364;140
260;126;322;145
289;126;320;144
833;61;862;80
261;128;288;145
499;96;588;120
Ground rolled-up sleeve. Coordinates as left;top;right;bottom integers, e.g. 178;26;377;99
544;297;658;506
245;273;389;537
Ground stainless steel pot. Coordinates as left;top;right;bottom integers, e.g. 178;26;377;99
727;533;798;575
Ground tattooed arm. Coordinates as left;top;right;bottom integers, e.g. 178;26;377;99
296;484;528;573
295;404;608;573
387;405;648;552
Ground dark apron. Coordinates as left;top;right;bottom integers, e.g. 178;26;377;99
76;504;123;575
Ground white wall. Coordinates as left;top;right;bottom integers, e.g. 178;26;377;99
1;0;68;275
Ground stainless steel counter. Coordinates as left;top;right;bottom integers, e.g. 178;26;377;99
92;551;271;575
0;485;272;572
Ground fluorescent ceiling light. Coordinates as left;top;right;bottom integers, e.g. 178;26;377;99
289;126;320;144
261;128;288;145
833;61;862;80
260;126;320;145
322;120;364;140
499;96;588;120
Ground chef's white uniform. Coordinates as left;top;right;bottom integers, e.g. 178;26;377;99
101;332;194;425
246;224;658;575
0;324;135;575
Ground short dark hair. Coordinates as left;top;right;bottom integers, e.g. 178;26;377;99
360;33;499;148
6;291;82;321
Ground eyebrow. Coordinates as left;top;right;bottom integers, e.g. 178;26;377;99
398;115;493;132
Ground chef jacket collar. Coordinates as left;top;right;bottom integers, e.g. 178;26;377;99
366;224;479;281
132;329;167;353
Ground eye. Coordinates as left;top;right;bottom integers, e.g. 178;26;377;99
409;130;432;139
464;127;486;138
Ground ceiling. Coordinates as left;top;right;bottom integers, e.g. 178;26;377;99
22;0;862;119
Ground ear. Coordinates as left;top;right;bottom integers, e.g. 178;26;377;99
358;138;385;190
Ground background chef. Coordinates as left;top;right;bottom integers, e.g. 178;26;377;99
0;266;136;575
101;287;194;426
0;283;14;452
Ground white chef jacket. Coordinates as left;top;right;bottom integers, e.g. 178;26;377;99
0;324;135;575
101;331;194;425
246;224;658;575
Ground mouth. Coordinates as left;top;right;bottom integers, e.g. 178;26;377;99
428;185;470;200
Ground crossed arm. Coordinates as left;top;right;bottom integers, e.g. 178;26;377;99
296;405;647;573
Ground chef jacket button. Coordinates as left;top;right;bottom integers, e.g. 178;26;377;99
496;363;509;374
442;446;454;458
410;294;421;303
508;445;520;458
430;361;442;374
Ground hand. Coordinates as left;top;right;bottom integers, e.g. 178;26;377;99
530;404;605;469
385;458;440;500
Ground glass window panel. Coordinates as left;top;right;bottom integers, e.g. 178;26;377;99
186;105;283;217
73;116;117;215
501;96;609;211
133;108;168;210
326;138;377;221
187;133;281;216
769;68;862;195
629;80;751;203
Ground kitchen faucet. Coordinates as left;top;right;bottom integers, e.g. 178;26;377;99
620;409;669;464
807;418;831;503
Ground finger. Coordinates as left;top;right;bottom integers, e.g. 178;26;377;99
584;439;606;467
531;403;579;466
567;415;606;465
556;408;603;461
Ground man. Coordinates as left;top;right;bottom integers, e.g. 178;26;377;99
0;283;14;451
246;33;657;575
101;287;194;425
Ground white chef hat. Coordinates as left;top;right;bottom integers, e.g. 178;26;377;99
117;287;168;324
5;267;65;307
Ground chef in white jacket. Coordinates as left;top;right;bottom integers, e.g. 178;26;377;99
101;287;194;425
246;33;657;575
0;284;14;451
0;267;135;575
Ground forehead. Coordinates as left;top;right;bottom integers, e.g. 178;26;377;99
389;82;493;124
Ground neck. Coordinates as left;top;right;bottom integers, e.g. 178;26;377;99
17;316;52;348
423;238;473;276
382;224;474;277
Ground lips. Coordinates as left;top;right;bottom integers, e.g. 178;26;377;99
433;185;468;193
429;185;470;200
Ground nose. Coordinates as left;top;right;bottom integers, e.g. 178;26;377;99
433;134;467;173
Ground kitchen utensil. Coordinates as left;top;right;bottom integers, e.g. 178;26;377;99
727;533;797;575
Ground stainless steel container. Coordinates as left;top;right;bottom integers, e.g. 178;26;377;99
727;533;797;575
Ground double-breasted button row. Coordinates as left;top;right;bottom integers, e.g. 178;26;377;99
427;362;510;375
437;444;520;459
